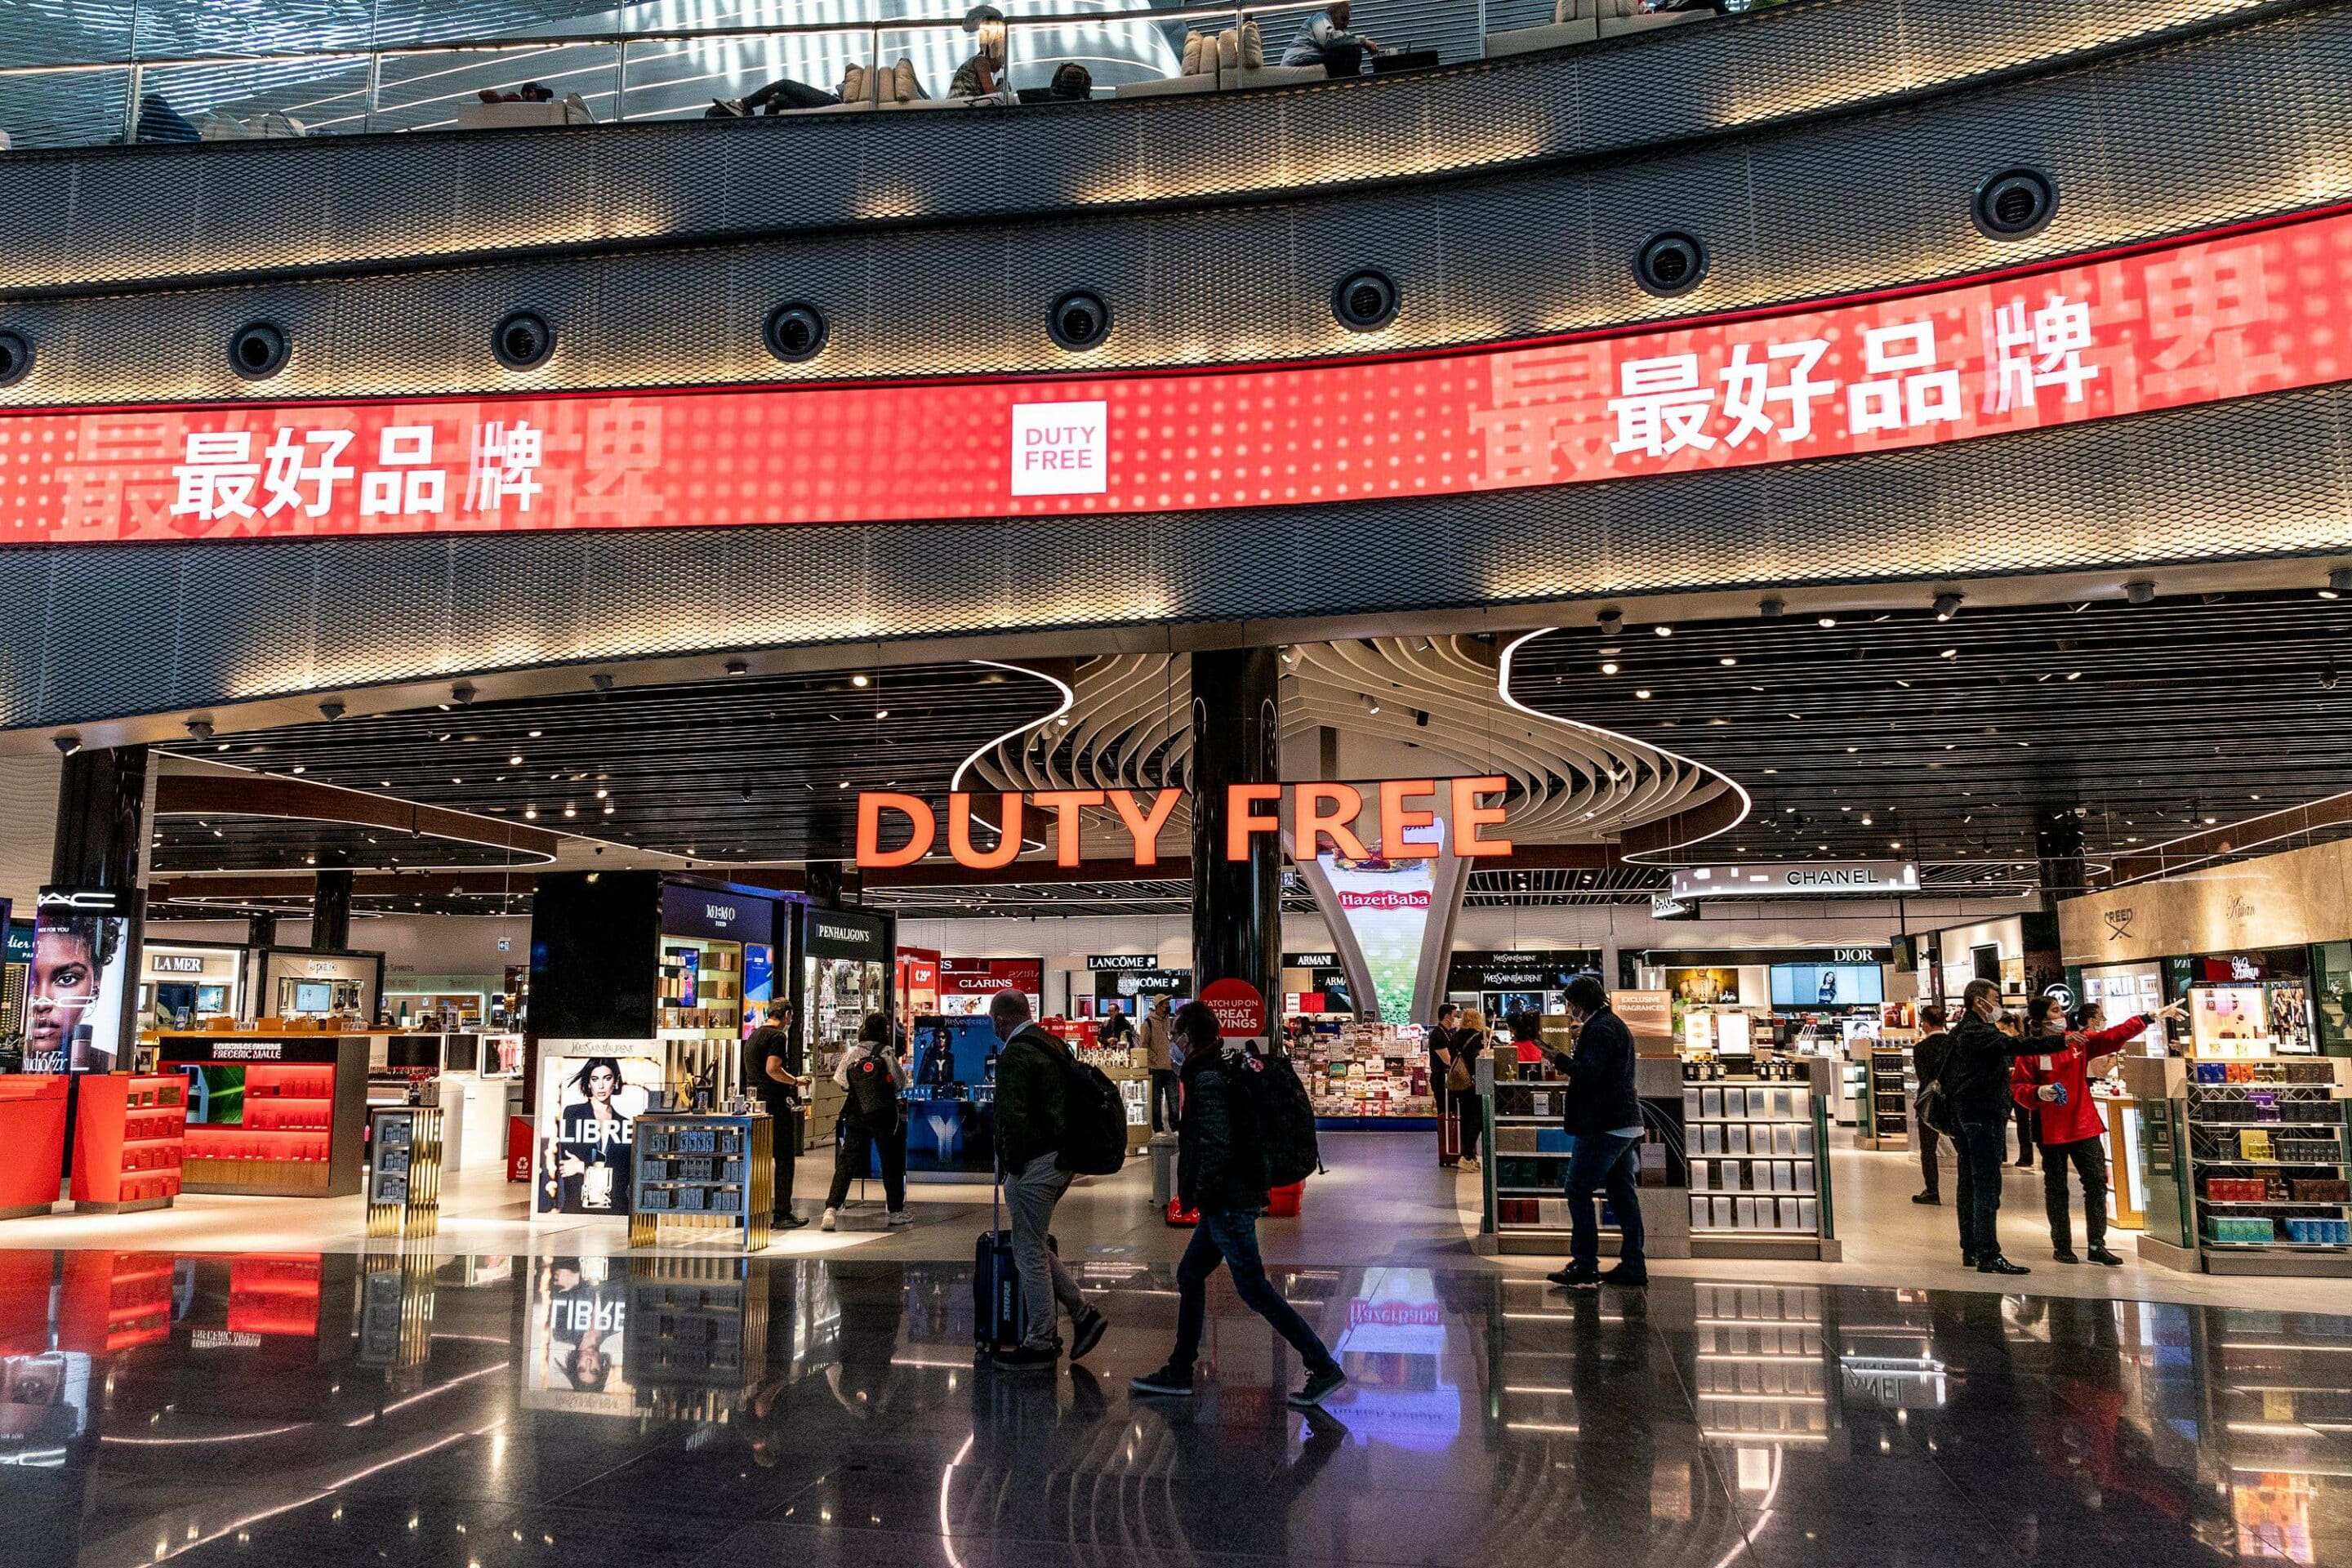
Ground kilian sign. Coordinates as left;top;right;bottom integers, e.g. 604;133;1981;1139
1669;860;1921;900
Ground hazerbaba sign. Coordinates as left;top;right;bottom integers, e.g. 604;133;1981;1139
2;207;2347;546
854;779;1512;870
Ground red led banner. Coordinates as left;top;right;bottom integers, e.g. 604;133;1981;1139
2;207;2347;547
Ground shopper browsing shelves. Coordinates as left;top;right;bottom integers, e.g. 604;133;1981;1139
749;1004;809;1229
822;1011;912;1232
1544;977;1647;1291
1910;1005;1951;1205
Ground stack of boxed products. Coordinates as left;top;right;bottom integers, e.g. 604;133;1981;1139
1300;1022;1432;1117
1684;1080;1820;1235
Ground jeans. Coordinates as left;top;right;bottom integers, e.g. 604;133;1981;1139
826;1114;907;1212
1917;1121;1944;1200
2042;1134;2108;1252
1171;1208;1335;1373
1953;1115;2011;1261
1565;1131;1646;1275
1003;1151;1088;1349
1149;1069;1178;1134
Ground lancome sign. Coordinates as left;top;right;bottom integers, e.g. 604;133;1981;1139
1670;861;1920;901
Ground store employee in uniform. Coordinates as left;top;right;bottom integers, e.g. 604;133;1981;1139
750;1002;810;1229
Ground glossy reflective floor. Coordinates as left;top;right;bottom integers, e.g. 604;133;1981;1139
6;1248;2346;1568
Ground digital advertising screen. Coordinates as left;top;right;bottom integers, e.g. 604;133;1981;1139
27;888;136;1074
1769;964;1885;1009
1320;818;1445;1025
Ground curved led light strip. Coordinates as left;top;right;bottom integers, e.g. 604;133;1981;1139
947;658;1075;855
1495;627;1751;864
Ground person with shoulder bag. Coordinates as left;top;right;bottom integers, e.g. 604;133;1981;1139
1131;1002;1346;1408
1909;1006;1953;1205
1450;1009;1490;1170
989;989;1110;1370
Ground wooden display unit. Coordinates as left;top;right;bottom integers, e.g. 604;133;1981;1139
71;1072;188;1213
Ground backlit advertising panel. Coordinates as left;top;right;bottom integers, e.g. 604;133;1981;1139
1;207;2346;545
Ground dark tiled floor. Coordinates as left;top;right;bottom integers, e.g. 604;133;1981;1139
2;1249;2345;1567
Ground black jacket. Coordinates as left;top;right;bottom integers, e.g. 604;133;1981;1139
1912;1030;1953;1097
1941;1013;2032;1120
995;1023;1070;1172
1552;1005;1641;1138
1177;1045;1270;1214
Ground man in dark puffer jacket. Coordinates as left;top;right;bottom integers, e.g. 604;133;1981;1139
1130;1001;1346;1409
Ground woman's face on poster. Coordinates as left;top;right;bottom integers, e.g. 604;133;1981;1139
586;1065;617;1104
29;929;96;1057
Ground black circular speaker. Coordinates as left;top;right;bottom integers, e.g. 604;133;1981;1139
1633;232;1708;297
229;321;289;381
492;310;555;370
1331;270;1399;332
764;302;828;363
1973;169;2057;240
1048;290;1111;352
0;329;29;388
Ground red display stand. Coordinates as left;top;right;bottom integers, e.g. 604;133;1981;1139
0;1076;66;1219
71;1072;187;1213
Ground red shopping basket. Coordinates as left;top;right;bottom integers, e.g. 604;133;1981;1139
1165;1197;1199;1227
1265;1181;1304;1218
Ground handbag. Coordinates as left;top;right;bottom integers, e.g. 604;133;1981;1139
1445;1031;1479;1094
1914;1048;1958;1138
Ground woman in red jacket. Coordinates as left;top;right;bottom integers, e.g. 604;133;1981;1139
2011;996;2180;1264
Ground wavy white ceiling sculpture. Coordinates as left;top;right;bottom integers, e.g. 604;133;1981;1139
965;635;1735;853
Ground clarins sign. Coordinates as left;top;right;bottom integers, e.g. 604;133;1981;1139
4;207;2347;545
854;779;1512;870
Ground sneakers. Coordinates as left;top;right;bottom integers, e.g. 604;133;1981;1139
2052;1247;2081;1264
1069;1307;1108;1363
1977;1255;2031;1276
1600;1263;1650;1289
819;1209;839;1232
1129;1362;1195;1397
1289;1362;1348;1410
1910;1192;1940;1205
1547;1267;1602;1290
2087;1245;2124;1267
1459;1156;1481;1172
774;1212;808;1230
887;1209;915;1227
993;1343;1060;1370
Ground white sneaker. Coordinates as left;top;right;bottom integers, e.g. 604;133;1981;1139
1459;1156;1481;1172
887;1209;915;1227
820;1209;839;1232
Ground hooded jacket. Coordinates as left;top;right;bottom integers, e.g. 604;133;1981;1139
1177;1042;1272;1214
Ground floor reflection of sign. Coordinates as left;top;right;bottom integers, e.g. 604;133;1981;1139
523;1257;636;1415
1840;1356;1948;1410
1331;1267;1459;1451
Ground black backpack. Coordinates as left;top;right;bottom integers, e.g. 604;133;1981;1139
1255;1050;1322;1187
1055;1052;1129;1175
844;1053;898;1127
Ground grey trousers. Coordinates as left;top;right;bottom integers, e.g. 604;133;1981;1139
1004;1151;1089;1349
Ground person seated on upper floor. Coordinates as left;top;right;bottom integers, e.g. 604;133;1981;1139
951;4;1013;101
1044;61;1094;100
1281;2;1379;72
707;77;841;116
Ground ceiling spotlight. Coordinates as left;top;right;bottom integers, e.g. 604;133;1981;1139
318;699;346;722
563;804;578;818
1597;608;1624;636
1932;591;1963;621
1635;689;1652;700
875;709;889;720
2324;568;2352;599
724;658;749;677
49;731;81;756
1940;648;1958;660
1600;661;1619;676
1365;693;1382;715
852;674;871;688
1654;625;1673;638
590;674;615;694
523;806;538;820
185;717;215;742
1758;595;1785;618
2125;580;2156;606
450;681;476;706
1718;656;1737;666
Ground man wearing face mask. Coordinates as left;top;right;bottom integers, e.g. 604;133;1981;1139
1941;978;2042;1276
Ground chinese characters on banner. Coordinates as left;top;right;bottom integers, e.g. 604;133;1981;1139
0;207;2340;546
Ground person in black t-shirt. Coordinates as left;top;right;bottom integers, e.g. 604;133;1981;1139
1429;1003;1462;1169
747;1002;808;1228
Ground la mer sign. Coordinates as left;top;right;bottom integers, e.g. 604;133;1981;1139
854;778;1514;869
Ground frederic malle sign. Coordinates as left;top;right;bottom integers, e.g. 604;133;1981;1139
1670;860;1921;900
3;207;2345;545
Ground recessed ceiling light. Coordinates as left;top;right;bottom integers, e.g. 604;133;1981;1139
853;675;870;687
1718;656;1736;666
1655;626;1673;638
1940;648;1958;659
1817;617;1836;628
1635;689;1652;700
1601;662;1619;675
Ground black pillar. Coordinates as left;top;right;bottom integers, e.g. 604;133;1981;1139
245;911;278;950
313;869;354;950
51;745;149;893
2034;807;2087;910
1189;647;1281;1013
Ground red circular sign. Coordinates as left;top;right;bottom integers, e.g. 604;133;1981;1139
1198;978;1268;1039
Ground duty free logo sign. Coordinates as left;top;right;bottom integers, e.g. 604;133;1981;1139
1009;400;1107;497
